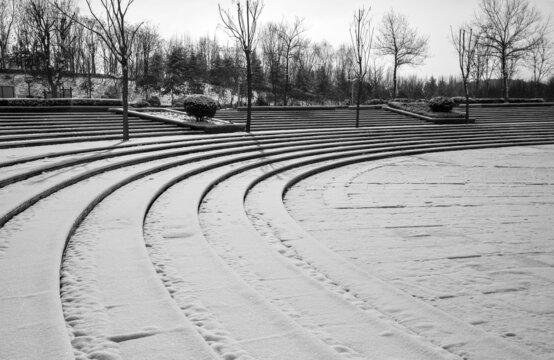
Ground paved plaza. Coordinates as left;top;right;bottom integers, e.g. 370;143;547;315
286;145;554;358
1;125;553;359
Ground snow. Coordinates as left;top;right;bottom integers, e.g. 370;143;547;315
141;110;237;125
284;145;554;358
1;138;553;359
62;172;217;360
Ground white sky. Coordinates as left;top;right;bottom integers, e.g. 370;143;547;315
82;0;554;78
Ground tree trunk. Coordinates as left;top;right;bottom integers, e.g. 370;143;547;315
0;48;6;69
392;63;398;99
91;52;96;74
464;80;470;122
501;56;508;102
51;81;58;98
121;58;130;141
87;61;92;98
246;50;252;132
355;57;363;128
356;80;362;128
284;56;289;106
46;66;58;98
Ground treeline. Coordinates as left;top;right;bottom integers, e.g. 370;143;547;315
0;0;553;103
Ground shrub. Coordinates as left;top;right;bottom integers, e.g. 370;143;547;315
255;96;269;106
131;100;150;108
428;96;455;112
103;85;119;99
183;94;217;121
172;97;185;107
388;101;465;119
0;98;122;107
364;98;387;105
507;98;544;103
391;98;411;103
451;97;545;105
146;96;161;107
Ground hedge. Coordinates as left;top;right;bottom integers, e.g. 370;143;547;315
451;97;545;104
0;98;122;107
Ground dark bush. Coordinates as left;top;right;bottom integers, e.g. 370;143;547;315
183;95;217;121
388;101;465;119
131;100;150;108
507;98;545;103
0;98;122;107
255;96;269;106
146;96;161;107
103;85;119;99
428;96;455;112
364;98;387;105
451;97;545;105
172;97;185;107
391;98;411;103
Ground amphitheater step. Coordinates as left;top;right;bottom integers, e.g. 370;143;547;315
0;115;553;359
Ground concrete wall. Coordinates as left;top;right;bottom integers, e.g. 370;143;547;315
0;72;256;106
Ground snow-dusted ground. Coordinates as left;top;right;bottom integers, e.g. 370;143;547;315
285;145;554;358
141;110;236;125
1;139;552;359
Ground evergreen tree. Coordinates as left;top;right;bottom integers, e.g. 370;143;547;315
136;51;164;97
251;50;265;92
163;44;186;103
316;66;332;101
423;76;437;98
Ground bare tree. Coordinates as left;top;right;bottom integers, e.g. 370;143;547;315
260;22;283;105
349;7;373;127
0;0;16;69
80;18;99;97
219;0;264;132
133;23;161;97
333;43;355;103
25;0;77;97
470;34;496;96
55;0;143;141
277;17;305;106
376;9;428;98
451;25;479;121
368;57;386;98
525;32;554;96
475;0;544;101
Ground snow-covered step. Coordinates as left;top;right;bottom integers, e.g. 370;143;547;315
1;122;554;359
198;158;458;359
61;163;223;360
143;163;344;360
244;150;545;360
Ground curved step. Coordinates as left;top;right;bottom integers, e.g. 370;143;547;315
243;146;547;359
0;123;553;359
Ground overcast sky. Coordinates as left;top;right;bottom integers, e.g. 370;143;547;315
82;0;554;78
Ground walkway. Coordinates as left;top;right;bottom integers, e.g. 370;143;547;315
285;145;554;358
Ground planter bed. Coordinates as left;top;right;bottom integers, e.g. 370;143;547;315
112;108;245;133
236;105;344;111
386;102;474;124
